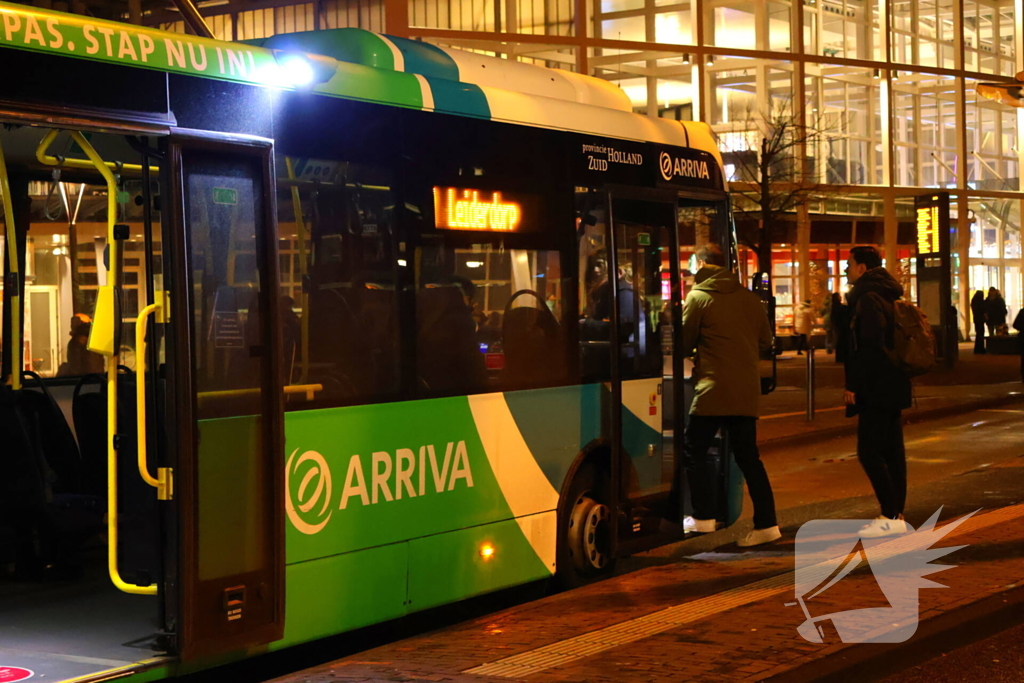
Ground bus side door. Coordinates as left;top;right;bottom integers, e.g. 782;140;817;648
166;133;285;661
604;190;686;553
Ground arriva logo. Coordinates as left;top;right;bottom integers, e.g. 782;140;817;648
286;441;476;535
659;151;711;181
286;449;333;535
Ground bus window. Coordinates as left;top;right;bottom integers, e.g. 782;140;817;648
11;138;162;380
578;194;667;383
415;242;567;395
678;200;728;289
276;157;400;409
578;207;613;383
612;222;665;381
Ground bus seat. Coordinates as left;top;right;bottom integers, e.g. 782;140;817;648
73;374;108;498
73;370;161;585
416;286;486;394
501;290;564;389
0;383;53;515
18;371;83;495
0;382;98;578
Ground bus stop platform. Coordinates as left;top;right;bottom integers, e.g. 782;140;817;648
267;448;1024;683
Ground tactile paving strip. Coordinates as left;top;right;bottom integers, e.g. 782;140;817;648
464;503;1024;678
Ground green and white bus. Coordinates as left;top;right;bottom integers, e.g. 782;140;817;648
0;4;754;680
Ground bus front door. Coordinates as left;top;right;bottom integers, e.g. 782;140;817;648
605;191;687;554
167;134;285;661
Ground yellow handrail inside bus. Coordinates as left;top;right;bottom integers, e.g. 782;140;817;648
285;157;310;383
36;128;148;175
197;383;323;405
69;130;157;596
136;302;173;501
0;136;21;390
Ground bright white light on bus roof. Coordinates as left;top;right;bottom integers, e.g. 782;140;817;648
397;259;408;267
466;261;484;268
278;55;315;86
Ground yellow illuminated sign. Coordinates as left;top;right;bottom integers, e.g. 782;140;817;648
916;205;940;255
433;187;521;232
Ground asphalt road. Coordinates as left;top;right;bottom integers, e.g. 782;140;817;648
638;404;1024;683
636;403;1024;563
880;621;1024;683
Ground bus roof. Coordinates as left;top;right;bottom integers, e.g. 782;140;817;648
0;2;722;168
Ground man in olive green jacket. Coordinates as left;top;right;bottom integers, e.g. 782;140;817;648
680;244;780;547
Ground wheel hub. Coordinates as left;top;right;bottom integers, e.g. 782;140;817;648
568;494;610;573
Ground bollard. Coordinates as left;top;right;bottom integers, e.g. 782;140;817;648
806;346;815;421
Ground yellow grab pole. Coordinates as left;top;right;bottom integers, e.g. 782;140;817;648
0;136;21;390
36;128;148;174
69;131;157;596
135;303;172;501
197;383;323;406
285;157;310;383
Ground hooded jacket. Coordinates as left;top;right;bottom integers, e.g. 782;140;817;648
844;267;912;414
681;265;772;417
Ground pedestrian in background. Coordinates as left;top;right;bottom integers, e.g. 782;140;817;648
986;287;1008;336
842;246;912;538
793;299;813;355
1014;309;1024;383
970;291;986;354
829;292;848;361
680;243;780;547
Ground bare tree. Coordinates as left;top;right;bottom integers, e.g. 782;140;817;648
723;98;841;274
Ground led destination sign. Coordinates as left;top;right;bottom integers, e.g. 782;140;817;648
916;201;941;255
433;187;522;232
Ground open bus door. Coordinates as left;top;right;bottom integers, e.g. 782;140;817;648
601;188;687;555
165;133;285;660
600;188;741;556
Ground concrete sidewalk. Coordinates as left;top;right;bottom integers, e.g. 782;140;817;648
758;344;1024;446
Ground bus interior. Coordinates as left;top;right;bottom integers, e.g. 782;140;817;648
0;123;169;680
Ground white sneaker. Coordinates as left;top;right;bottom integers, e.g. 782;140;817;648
859;517;907;538
683;516;716;533
737;526;782;547
860;516;886;531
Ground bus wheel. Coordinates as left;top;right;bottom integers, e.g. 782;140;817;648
557;464;615;589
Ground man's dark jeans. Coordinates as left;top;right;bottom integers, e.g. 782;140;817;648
683;415;777;530
856;407;906;519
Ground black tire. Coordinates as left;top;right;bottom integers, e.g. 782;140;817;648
555;462;616;589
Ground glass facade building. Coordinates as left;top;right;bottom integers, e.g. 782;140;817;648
16;0;1024;335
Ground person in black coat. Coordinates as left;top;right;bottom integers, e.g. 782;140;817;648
829;292;848;360
1014;309;1024;383
970;290;987;354
841;246;912;538
986;287;1008;335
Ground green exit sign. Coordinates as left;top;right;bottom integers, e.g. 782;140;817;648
213;187;238;205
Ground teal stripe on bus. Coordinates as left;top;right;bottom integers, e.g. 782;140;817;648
503;385;602;492
424;77;491;119
387;35;459;81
